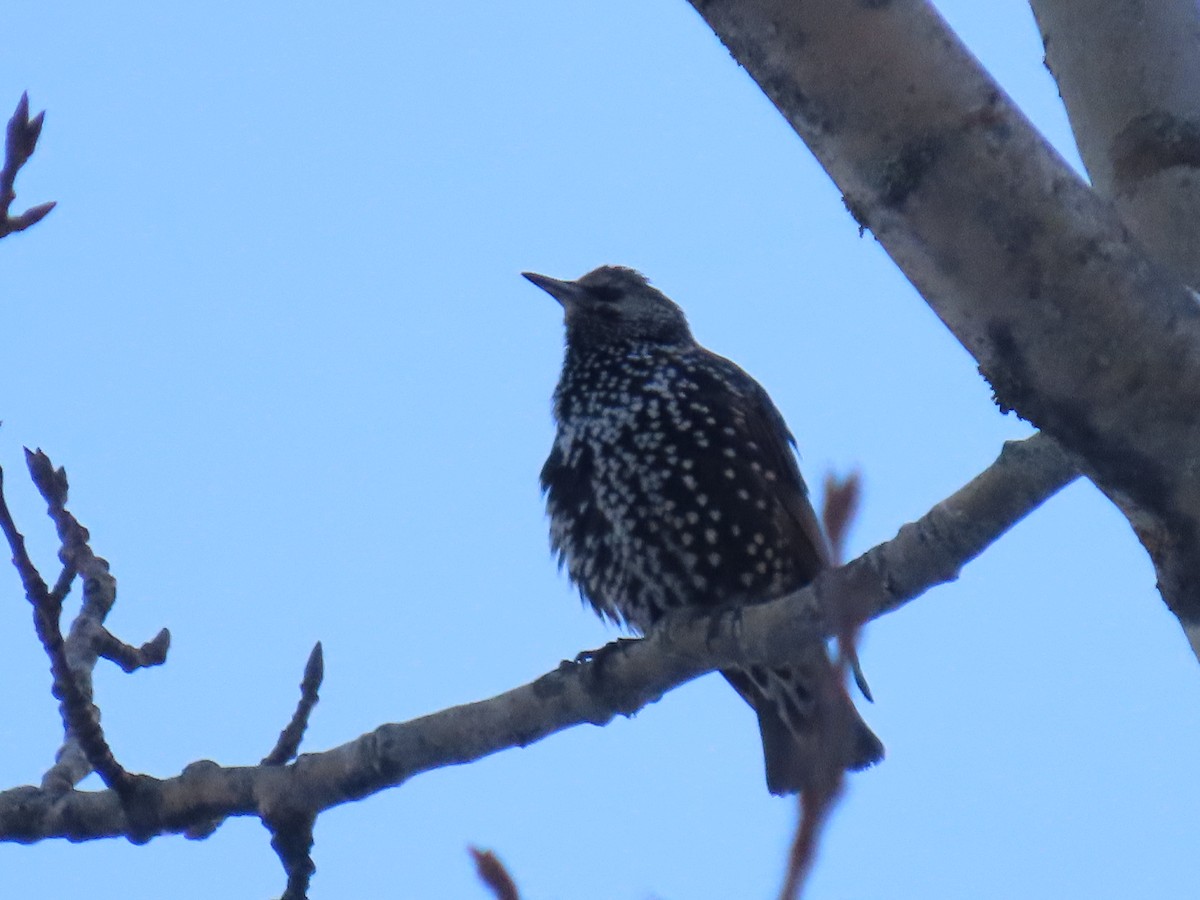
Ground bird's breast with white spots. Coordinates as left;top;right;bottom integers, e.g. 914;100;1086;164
543;343;806;631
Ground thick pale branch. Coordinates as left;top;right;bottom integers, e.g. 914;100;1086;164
0;434;1076;844
1031;0;1200;286
685;0;1200;645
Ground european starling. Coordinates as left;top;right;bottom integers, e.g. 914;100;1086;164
526;265;883;795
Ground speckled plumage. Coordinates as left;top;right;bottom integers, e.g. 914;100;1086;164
527;265;882;795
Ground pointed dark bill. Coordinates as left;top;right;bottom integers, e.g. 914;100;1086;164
522;271;585;307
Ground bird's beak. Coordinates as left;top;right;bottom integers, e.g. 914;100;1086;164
522;271;584;307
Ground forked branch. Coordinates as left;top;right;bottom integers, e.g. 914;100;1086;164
0;433;1077;855
1;93;55;239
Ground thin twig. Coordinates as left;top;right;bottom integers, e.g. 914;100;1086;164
0;465;52;604
779;780;843;900
263;643;325;766
821;469;873;701
470;848;522;900
94;627;171;674
267;810;317;900
48;564;76;605
773;470;867;900
1;93;55;239
821;471;862;566
12;451;134;794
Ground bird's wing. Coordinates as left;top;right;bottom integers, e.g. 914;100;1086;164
705;351;832;578
747;379;833;570
714;356;881;701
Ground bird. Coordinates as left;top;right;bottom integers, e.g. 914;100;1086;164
525;264;883;796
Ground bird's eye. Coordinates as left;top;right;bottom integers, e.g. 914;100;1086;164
586;285;623;303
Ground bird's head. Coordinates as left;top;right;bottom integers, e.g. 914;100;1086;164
523;266;694;348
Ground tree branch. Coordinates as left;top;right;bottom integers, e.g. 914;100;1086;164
684;0;1200;655
0;451;172;812
1;93;55;239
23;450;134;797
1031;0;1200;287
262;643;325;767
0;433;1076;845
0;456;129;796
264;807;317;900
470;848;522;900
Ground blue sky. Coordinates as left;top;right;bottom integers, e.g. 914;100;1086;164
3;2;1197;898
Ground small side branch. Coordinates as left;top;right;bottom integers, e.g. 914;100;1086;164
263;643;325;766
95;628;171;674
0;450;171;802
470;848;522;900
778;777;841;900
774;470;867;900
1;93;55;239
4;452;133;795
0;461;127;793
265;809;317;900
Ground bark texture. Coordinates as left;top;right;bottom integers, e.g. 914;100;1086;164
1032;0;1200;286
687;0;1200;651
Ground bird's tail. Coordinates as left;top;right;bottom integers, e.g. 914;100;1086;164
722;645;883;796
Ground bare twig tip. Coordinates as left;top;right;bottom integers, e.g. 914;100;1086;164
3;94;54;239
24;448;68;504
303;642;324;691
25;201;56;225
821;470;863;565
261;643;326;766
469;847;521;900
147;628;171;660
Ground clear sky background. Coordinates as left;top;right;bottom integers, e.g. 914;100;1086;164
3;3;1198;898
